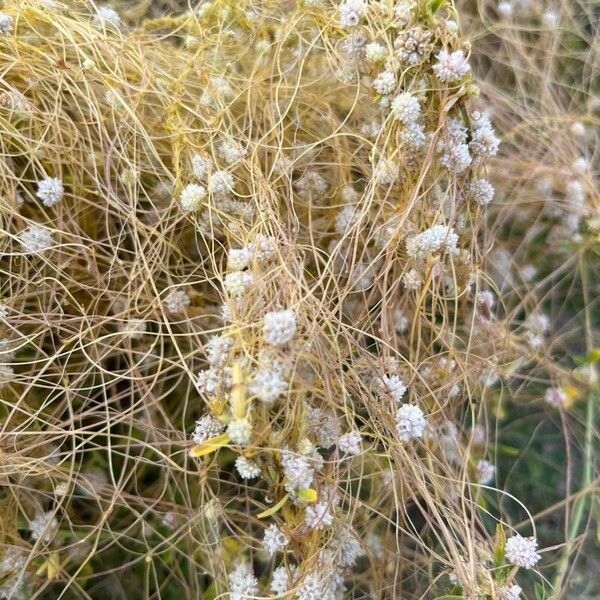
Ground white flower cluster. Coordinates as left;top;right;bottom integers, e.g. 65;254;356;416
163;289;191;314
337;431;362;455
544;386;567;408
304;500;334;530
281;449;315;493
228;563;259;600
469;111;500;158
475;459;496;484
391;92;420;124
365;41;388;64
18;224;53;253
227;417;252;445
218;141;247;165
406;224;459;260
262;523;289;555
262;309;297;346
0;547;28;600
438;118;472;174
395;403;426;441
36;177;64;207
235;456;261;479
29;511;59;543
295;170;328;200
191;153;213;180
334;526;363;567
224;271;253;297
205;335;234;367
339;0;367;28
191;415;224;444
208;169;235;197
497;584;522;600
248;367;287;403
0;13;13;35
377;373;407;402
179;183;206;211
465;178;495;206
432;49;470;82
306;406;340;448
505;534;541;569
373;70;396;96
94;6;121;28
270;565;299;595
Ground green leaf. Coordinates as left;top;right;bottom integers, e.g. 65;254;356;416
535;581;548;600
430;0;444;13
493;523;506;568
433;596;463;600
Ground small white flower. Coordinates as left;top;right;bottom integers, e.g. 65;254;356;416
205;335;234;367
497;584;522;600
262;523;289;555
541;10;558;28
0;13;13;35
227;418;252;445
373;70;396;96
304;500;334;530
432;49;470;83
29;511;59;543
94;6;121;28
338;431;362;455
219;141;247;165
365;42;388;64
270;565;298;595
235;456;261;479
295;171;328;200
179;183;206;211
470;112;500;158
391;93;421;125
227;247;251;271
36;177;64;207
378;374;407;402
406;224;459;260
570;121;586;137
465;178;494;206
395;404;426;441
336;526;363;566
544;386;567;408
164;289;191;314
228;563;258;600
339;0;366;27
208;169;235;197
281;450;315;492
248;369;288;403
191;153;212;180
223;271;253;298
403;268;422;290
505;534;541;569
263;309;296;346
476;459;496;484
191;415;224;444
123;319;146;339
497;2;513;18
18;225;53;253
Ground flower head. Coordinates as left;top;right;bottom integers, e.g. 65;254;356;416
19;225;53;253
36;177;64;206
179;183;206;211
235;456;261;479
395;404;426;441
262;523;289;555
263;309;297;346
433;49;470;82
505;534;541;569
